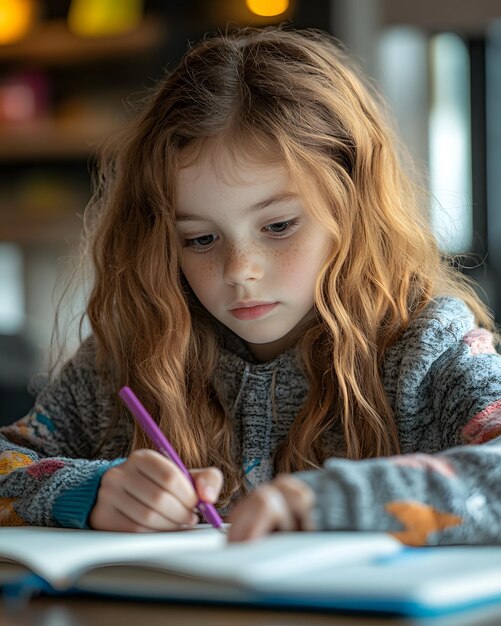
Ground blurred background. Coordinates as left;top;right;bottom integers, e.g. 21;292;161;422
0;0;500;423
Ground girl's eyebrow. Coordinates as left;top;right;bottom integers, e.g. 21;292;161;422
176;192;298;222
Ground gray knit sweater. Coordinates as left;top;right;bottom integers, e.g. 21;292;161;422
1;296;500;545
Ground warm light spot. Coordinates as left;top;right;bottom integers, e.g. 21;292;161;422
246;0;289;17
68;0;144;37
0;0;35;45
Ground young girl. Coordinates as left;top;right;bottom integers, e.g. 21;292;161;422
1;27;500;546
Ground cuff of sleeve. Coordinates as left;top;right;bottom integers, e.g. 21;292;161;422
52;458;126;529
294;467;351;531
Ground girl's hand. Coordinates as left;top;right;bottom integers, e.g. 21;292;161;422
89;449;223;532
227;474;316;542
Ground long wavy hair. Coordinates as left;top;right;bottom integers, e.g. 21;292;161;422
82;26;495;506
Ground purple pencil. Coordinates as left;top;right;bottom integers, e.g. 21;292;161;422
119;385;225;533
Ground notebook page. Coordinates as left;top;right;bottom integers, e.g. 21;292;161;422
0;525;227;589
139;531;401;585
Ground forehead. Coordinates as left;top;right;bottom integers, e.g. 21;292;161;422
175;145;294;213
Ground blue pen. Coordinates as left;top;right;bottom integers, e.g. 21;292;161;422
119;386;225;533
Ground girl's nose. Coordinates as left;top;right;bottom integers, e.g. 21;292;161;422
223;246;264;285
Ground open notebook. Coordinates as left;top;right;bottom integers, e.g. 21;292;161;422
2;526;501;618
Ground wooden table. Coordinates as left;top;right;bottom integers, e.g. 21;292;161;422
2;597;501;626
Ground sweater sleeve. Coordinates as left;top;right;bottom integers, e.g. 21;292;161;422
295;325;501;546
0;339;126;528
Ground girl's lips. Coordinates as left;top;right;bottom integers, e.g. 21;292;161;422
229;302;278;320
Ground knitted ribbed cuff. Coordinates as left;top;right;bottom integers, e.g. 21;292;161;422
52;458;125;529
294;467;351;531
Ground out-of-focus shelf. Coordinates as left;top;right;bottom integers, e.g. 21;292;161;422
0;17;166;65
0;15;164;246
0;117;120;160
0;213;82;244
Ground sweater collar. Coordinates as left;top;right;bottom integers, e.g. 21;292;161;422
217;322;300;372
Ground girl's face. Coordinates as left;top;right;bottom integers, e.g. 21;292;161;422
175;147;331;362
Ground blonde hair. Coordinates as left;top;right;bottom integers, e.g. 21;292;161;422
83;27;495;506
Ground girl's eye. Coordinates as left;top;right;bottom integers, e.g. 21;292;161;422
264;218;300;236
184;234;217;250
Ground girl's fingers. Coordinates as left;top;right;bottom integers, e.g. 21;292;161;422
91;451;224;532
191;467;224;503
227;484;295;542
91;489;196;533
273;475;316;531
123;467;199;526
91;508;154;533
129;449;198;508
227;476;316;542
112;488;198;531
99;465;198;530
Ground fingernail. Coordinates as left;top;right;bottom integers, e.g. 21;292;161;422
181;514;198;528
204;486;217;500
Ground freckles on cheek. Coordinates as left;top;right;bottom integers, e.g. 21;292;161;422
275;235;328;289
275;241;308;280
183;257;218;292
